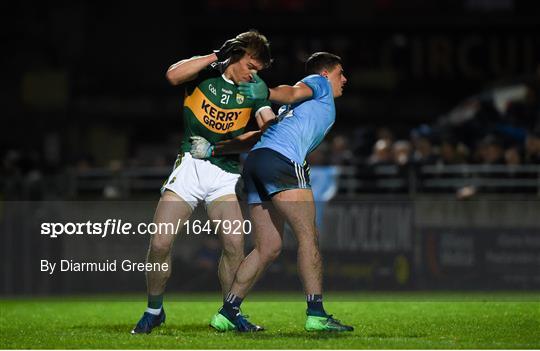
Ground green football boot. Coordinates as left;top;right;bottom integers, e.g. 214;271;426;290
210;311;236;332
210;308;264;332
305;314;354;332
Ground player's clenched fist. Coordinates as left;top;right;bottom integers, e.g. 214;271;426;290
214;38;247;62
189;136;214;158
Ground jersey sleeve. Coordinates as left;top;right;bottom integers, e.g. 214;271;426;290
301;74;329;100
184;63;221;95
252;99;272;116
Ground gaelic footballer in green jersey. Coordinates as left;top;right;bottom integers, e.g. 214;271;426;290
180;63;271;174
132;30;275;335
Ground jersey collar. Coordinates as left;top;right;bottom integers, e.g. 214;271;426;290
221;74;234;85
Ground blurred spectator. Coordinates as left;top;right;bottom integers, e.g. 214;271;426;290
437;135;468;165
504;85;539;131
375;127;394;144
310;165;339;229
329;135;353;165
368;139;393;165
307;141;328;165
525;131;540;164
504;146;522;166
103;159;125;199
392;140;412;166
411;135;437;165
2;149;44;200
476;135;505;165
74;154;95;172
350;127;373;161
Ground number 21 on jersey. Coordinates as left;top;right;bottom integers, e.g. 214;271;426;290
221;94;230;104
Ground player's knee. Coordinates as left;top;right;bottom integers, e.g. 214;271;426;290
150;239;172;258
222;238;245;261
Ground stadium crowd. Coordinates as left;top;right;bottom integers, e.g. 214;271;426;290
3;70;539;201
310;78;540;168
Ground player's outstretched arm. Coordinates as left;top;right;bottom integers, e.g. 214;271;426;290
239;74;313;105
269;82;313;105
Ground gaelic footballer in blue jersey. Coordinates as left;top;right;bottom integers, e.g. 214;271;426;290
193;52;353;332
244;71;339;203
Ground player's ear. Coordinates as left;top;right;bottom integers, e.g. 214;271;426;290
321;69;329;79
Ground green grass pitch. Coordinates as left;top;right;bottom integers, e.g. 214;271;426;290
1;292;539;349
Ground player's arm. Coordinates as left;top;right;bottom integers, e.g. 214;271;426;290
190;132;259;158
255;106;277;131
268;82;313;105
213;131;262;155
165;54;218;86
239;74;313;105
215;106;277;154
214;106;277;154
190;108;276;158
166;37;247;85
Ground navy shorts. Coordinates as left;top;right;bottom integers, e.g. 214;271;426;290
243;148;311;204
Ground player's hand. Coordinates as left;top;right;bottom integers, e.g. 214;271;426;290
214;38;246;62
238;73;269;100
189;136;214;159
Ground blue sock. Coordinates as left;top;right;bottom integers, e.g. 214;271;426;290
222;292;243;319
306;294;327;317
147;294;163;310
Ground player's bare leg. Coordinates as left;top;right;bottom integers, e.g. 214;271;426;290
230;203;284;296
146;190;193;295
271;189;322;295
272;188;353;331
210;203;283;332
132;190;193;334
207;194;246;297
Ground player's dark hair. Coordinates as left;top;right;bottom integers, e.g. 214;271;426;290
230;29;272;69
305;52;342;75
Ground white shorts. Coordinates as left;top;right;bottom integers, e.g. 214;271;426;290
161;152;240;209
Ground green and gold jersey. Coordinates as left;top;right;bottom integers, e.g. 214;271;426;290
180;65;270;174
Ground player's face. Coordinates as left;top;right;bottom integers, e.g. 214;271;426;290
228;53;264;84
326;64;347;98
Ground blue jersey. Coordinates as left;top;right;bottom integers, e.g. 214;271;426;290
252;74;335;164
